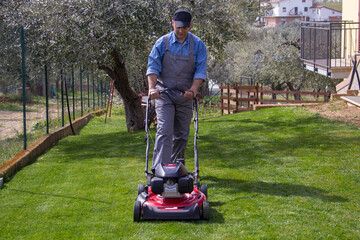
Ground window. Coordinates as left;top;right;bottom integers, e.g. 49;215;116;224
304;7;308;12
283;7;286;12
302;0;306;2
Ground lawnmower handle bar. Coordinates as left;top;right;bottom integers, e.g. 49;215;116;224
145;88;200;185
149;87;185;99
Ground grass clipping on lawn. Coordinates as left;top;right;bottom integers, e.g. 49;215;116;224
0;106;359;239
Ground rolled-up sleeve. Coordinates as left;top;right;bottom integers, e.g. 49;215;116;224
194;40;207;81
146;37;164;77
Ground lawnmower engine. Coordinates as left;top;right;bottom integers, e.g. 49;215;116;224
151;162;194;198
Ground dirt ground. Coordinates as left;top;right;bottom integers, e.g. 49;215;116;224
0;107;61;140
302;100;360;128
0;96;64;140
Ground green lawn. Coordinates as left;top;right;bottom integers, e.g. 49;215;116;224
1;106;359;239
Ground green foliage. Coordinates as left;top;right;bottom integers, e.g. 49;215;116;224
0;102;23;111
188;0;247;59
0;0;248;92
0;137;23;165
0;19;22;90
1;107;360;238
209;22;335;92
198;103;221;118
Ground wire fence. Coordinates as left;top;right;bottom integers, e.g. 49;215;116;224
0;26;111;165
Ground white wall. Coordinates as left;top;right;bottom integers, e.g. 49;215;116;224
265;0;313;17
264;0;343;22
342;0;359;22
310;6;342;21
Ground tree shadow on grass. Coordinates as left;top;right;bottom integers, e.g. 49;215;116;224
205;176;348;203
56;131;147;163
7;188;113;204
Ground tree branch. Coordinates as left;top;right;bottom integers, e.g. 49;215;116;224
98;65;115;80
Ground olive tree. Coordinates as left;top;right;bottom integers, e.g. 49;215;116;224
1;0;247;130
216;22;333;95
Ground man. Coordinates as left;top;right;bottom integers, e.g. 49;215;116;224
146;9;207;169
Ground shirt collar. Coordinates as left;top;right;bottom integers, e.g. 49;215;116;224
170;31;191;45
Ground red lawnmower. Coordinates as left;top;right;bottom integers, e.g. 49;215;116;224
133;89;209;221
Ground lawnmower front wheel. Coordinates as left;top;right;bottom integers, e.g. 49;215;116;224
133;201;142;222
202;200;210;220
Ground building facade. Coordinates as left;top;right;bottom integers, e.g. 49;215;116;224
262;0;342;27
309;6;342;21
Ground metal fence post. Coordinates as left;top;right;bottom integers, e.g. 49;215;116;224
80;66;83;116
20;26;27;149
97;74;100;109
228;83;231;114
235;82;239;113
72;68;75;120
87;71;90;112
220;83;223;116
61;70;64;127
92;71;95;111
104;82;107;108
45;63;49;134
100;78;103;108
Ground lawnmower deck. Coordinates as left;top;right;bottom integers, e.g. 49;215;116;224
137;187;206;220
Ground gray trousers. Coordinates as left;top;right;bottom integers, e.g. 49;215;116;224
152;91;193;167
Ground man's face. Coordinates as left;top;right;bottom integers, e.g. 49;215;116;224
172;20;192;43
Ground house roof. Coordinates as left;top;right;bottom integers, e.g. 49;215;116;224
309;5;342;13
265;0;283;3
263;15;302;19
329;16;342;21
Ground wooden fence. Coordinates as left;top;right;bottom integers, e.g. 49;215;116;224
220;83;329;115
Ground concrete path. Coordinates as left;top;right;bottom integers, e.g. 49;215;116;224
341;96;360;107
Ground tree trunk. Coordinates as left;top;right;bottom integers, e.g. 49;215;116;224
271;82;286;100
286;82;302;101
199;81;209;98
1;84;8;95
99;50;145;132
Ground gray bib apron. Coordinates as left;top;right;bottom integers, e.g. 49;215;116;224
152;33;196;167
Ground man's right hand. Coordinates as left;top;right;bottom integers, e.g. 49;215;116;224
149;89;161;99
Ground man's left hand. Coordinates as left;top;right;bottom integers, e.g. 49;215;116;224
181;89;195;100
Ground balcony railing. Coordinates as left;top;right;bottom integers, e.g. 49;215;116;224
301;21;360;78
264;10;303;17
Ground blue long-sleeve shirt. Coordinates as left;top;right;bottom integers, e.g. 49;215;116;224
146;31;207;81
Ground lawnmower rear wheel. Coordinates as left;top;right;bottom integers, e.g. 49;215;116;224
138;184;145;195
200;183;208;198
133;201;142;222
202;200;210;220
